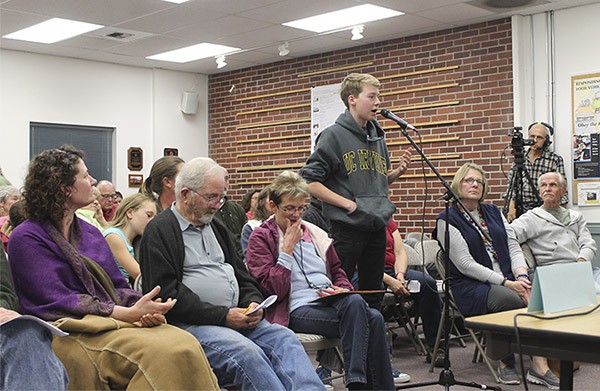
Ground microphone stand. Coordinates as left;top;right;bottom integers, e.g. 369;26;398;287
390;121;500;391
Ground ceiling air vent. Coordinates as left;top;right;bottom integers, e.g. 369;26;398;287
86;28;154;43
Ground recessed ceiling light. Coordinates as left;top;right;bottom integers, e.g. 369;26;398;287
282;4;403;33
3;18;104;44
161;0;189;3
147;43;241;63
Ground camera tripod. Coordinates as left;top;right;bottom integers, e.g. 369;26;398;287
504;127;542;219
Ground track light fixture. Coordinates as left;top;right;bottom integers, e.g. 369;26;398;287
216;55;227;68
351;25;364;40
278;42;290;56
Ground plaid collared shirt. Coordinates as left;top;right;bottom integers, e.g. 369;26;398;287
507;148;568;209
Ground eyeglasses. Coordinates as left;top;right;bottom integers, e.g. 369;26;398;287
189;189;226;207
100;193;117;199
277;204;308;214
463;178;484;186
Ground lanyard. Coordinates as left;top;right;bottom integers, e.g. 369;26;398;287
462;208;498;261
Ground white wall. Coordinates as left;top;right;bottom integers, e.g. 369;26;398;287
0;49;208;194
513;2;600;222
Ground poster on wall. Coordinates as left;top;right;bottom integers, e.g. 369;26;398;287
572;73;600;132
572;73;600;205
577;181;600;206
573;133;599;178
310;83;344;152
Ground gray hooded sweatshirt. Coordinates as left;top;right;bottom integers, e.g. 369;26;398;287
300;109;395;232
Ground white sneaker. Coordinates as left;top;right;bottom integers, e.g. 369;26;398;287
392;369;411;384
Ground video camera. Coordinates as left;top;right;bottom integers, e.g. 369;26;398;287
508;126;534;160
509;126;534;148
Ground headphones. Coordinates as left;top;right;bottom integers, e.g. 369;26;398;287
528;121;554;150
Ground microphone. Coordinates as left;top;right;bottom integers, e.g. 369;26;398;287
380;109;416;131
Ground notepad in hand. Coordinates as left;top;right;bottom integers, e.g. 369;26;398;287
0;314;68;336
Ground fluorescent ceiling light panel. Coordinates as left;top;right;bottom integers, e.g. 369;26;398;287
161;0;189;3
147;43;241;63
3;18;104;44
282;4;403;33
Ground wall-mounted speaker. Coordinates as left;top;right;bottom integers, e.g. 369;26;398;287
181;91;199;115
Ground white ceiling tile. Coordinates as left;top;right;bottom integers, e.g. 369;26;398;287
1;0;599;75
415;3;499;24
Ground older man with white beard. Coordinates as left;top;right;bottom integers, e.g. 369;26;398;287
139;157;325;391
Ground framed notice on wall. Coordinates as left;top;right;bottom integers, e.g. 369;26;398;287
572;73;600;205
127;147;143;171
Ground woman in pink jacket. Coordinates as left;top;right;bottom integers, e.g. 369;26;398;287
246;170;399;391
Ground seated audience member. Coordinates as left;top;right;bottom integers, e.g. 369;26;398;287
1;246;68;390
241;189;260;219
75;186;109;232
0;186;22;253
241;186;273;257
139;158;324;391
96;180;118;221
114;191;123;206
8;146;218;390
0;167;10;186
1;200;26;253
0;186;20;217
141;156;185;213
510;172;599;292
214;188;248;260
247;170;410;390
383;219;442;356
103;193;157;284
302;196;330;232
435;162;558;389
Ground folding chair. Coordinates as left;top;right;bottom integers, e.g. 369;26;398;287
381;291;428;356
429;248;500;383
296;333;344;383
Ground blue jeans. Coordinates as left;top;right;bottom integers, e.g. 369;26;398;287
289;294;395;390
384;267;442;347
176;319;324;390
0;318;68;390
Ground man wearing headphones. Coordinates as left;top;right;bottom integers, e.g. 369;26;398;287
506;122;568;222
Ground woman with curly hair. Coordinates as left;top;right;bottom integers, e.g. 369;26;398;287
140;156;184;213
8;145;218;390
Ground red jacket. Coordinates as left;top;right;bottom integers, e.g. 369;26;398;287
246;218;352;326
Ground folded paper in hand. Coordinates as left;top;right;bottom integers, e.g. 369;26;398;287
244;295;277;315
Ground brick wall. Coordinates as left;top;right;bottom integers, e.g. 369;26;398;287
208;18;514;235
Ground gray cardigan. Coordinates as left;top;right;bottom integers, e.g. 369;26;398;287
510;207;597;267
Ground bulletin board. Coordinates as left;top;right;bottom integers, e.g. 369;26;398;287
572;72;600;205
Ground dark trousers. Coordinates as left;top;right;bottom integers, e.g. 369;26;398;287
330;222;387;308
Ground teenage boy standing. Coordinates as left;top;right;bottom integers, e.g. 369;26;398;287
300;73;411;307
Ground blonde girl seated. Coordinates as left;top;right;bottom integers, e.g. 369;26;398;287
103;193;156;283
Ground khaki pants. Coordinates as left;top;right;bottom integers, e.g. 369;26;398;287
53;322;219;390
